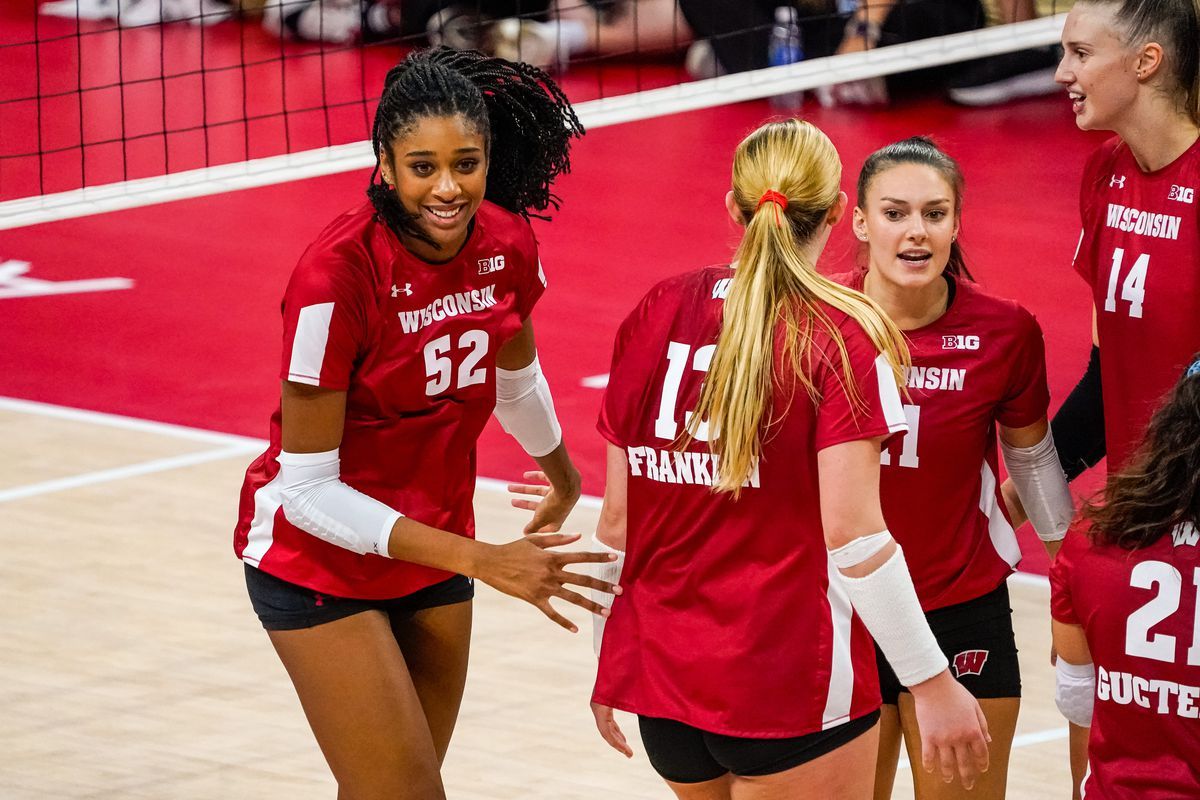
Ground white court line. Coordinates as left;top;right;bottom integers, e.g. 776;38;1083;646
0;443;260;504
0;16;1065;230
899;727;1067;770
0;396;606;508
0;396;264;448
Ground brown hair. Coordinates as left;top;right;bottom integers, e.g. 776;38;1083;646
1082;355;1200;548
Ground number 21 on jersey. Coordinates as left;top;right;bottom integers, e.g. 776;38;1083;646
1125;561;1200;666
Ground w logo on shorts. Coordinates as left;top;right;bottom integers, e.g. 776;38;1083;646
952;649;989;678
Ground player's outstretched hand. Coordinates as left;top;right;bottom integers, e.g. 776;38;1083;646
591;702;633;758
910;670;991;789
509;470;579;533
481;532;622;632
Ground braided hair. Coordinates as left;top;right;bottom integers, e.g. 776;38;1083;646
367;47;584;249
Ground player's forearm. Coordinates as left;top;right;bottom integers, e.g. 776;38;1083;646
532;442;582;500
385;516;491;578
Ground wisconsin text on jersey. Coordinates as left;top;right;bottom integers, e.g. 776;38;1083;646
397;284;498;334
906;365;967;391
1105;203;1183;240
627;446;762;489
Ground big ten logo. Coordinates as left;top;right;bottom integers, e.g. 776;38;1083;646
1168;185;1195;204
941;334;980;351
477;254;506;275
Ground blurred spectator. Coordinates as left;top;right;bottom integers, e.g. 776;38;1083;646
946;0;1059;106
677;1;986;105
481;0;694;72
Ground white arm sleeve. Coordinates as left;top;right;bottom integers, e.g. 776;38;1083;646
494;355;563;458
589;534;625;658
834;539;949;688
1001;428;1074;542
1055;659;1096;727
277;449;402;558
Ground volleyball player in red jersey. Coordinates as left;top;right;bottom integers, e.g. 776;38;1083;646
1043;3;1200;791
232;48;619;799
1052;0;1200;478
586;119;989;800
1051;356;1200;800
834;138;1074;800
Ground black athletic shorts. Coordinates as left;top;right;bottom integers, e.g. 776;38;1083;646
638;711;881;784
876;581;1021;705
245;564;474;631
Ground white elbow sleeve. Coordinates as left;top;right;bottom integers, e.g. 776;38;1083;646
277;449;402;558
834;539;948;688
1055;659;1095;727
494;355;563;458
1001;429;1074;542
590;534;625;658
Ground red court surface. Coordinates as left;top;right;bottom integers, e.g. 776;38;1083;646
1;81;1108;573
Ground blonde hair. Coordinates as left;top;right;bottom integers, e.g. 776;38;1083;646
684;119;910;495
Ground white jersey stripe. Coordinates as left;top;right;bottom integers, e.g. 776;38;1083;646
288;302;334;386
821;556;856;729
979;459;1022;568
874;353;908;434
242;471;284;566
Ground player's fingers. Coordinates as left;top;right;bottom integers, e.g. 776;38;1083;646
510;499;539;511
558;549;621;565
556;587;609;616
523;470;548;482
507;482;550;497
526;531;580;549
608;720;633;758
954;745;977;790
939;743;957;784
536;600;577;633
560;572;622;595
974;704;992;765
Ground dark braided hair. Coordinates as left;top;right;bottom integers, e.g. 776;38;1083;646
367;47;584;249
856;136;974;281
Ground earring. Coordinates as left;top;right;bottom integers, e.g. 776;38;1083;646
857;232;868;241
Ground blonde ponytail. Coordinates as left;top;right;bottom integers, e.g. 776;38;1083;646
683;119;909;495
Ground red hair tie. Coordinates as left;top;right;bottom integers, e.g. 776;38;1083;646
757;190;788;228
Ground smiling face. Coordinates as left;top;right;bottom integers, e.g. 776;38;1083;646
1056;3;1142;132
854;162;959;293
379;114;487;260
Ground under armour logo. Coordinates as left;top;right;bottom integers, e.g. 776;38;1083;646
391;283;412;297
952;649;989;678
1110;175;1126;189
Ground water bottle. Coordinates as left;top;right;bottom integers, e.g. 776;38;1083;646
768;6;804;109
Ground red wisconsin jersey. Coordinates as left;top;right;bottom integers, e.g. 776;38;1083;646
593;266;908;737
234;201;544;599
832;271;1050;611
1074;136;1200;472
1051;526;1200;799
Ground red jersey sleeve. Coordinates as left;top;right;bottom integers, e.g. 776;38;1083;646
597;296;651;448
1049;531;1086;625
1073;138;1121;285
279;249;371;391
813;318;908;452
996;307;1051;428
513;223;546;321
